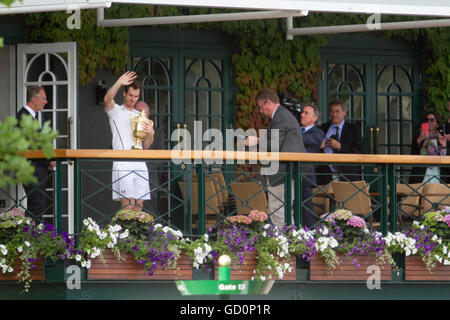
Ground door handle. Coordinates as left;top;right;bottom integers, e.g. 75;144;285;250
370;127;374;154
376;127;380;154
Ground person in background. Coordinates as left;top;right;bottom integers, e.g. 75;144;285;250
134;101;166;217
17;86;56;218
300;103;324;227
443;102;450;183
317;99;364;184
245;88;310;229
409;111;447;184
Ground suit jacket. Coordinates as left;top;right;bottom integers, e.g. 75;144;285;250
302;126;324;154
266;105;309;186
16;107;50;168
318;120;364;182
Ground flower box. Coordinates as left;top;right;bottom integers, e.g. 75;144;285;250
310;253;392;281
405;255;450;281
214;251;296;281
87;249;192;280
0;257;44;281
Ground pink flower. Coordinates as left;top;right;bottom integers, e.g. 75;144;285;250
443;214;450;227
227;215;252;225
346;216;366;228
249;210;268;222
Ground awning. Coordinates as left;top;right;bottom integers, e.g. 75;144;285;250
1;0;449;36
2;0;450;16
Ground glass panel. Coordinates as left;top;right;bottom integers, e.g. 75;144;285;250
402;96;412;120
198;78;210;89
185;90;195;116
205;60;221;88
390;122;399;144
353;95;363;118
186;59;201;87
211;117;221;130
49;53;68;81
198;90;209;115
41;72;55;82
377;65;392;93
144;88;156;113
347;66;363;92
153;59;169;86
26;53;45;82
402;122;412;147
378;96;387;120
391;146;399;154
378;121;387;145
211;91;222;115
56;111;68;135
395;66;412;94
56;137;67;148
159;90;169;114
389;96;399;118
329;64;343;90
135;58;150;80
56;85;68;110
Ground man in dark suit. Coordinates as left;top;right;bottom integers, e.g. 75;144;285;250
318;99;364;184
300;104;324;227
134;101;166;217
246;89;310;228
16;86;55;219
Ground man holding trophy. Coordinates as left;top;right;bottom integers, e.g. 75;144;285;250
104;71;154;211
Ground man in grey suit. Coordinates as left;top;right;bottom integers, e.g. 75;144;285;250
246;89;309;228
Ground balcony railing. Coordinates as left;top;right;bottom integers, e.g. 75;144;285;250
1;149;449;298
3;149;448;236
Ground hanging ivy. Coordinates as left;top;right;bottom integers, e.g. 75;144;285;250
24;6;449;127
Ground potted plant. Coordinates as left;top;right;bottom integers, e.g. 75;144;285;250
0;208;74;292
309;209;395;281
211;210;296;281
81;210;192;280
387;207;450;281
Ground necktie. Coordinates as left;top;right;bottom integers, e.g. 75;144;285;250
302;127;305;134
334;126;340;141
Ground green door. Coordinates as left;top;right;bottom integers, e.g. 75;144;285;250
319;35;422;169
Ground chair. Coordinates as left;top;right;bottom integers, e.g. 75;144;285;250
421;183;450;213
396;183;424;218
331;181;372;217
192;172;232;214
178;180;220;229
312;184;333;216
230;181;268;215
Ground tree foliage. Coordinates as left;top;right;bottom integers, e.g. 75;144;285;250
0;115;58;188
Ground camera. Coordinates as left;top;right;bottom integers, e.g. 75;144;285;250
279;92;303;121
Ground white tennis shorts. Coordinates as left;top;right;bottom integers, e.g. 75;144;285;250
112;161;151;201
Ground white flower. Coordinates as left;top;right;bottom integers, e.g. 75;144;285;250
17;246;23;253
17;219;23;225
0;245;8;256
24;241;30;247
119;229;129;239
75;254;82;261
260;276;266;281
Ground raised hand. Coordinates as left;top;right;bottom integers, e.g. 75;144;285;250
118;71;137;86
